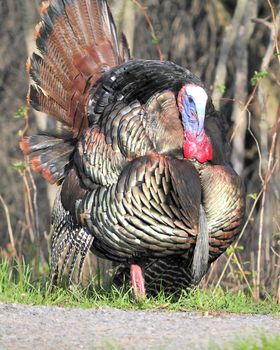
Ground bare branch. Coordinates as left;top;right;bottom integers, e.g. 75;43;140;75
0;194;16;253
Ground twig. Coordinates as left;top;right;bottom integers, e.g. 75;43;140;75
230;83;259;142
27;167;40;237
228;258;241;288
130;0;164;60
247;109;264;183
203;258;219;287
276;278;280;304
271;247;280;259
21;105;30;138
0;194;16;254
22;171;35;243
233;252;254;297
251;17;273;30
251;252;257;291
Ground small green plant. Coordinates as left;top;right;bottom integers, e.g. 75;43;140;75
12;161;27;174
211;335;280;350
14;106;27;119
247;193;258;200
226;245;244;255
250;69;268;86
151;32;160;45
217;83;226;95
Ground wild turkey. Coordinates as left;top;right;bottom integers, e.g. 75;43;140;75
20;0;245;297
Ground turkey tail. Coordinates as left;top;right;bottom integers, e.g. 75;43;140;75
191;205;209;284
20;134;75;184
29;0;123;135
22;0;127;183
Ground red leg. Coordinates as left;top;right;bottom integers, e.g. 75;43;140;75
130;264;146;299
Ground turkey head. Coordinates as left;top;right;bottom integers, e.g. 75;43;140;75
178;84;212;163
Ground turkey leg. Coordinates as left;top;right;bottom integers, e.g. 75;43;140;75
130;264;146;299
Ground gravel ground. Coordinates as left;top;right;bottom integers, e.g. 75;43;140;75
0;303;279;350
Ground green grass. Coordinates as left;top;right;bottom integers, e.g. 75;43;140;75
0;259;279;314
211;335;280;350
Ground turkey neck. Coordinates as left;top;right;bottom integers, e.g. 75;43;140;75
195;163;245;260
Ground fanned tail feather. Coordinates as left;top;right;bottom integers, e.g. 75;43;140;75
20;134;75;183
23;0;129;184
29;0;122;135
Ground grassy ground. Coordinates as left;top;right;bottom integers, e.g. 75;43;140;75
0;259;279;314
212;336;280;350
105;338;280;350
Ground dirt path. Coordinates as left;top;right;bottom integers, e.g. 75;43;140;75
0;303;279;349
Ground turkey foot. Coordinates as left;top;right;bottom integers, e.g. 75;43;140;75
130;264;146;299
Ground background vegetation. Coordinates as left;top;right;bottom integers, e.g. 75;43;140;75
0;0;279;304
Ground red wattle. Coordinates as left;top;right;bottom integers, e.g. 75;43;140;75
183;132;212;163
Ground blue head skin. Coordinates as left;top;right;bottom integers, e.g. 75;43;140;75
177;84;213;163
179;85;208;138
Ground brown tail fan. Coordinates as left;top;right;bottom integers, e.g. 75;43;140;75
22;0;129;183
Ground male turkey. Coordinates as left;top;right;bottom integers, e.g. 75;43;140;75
20;0;245;297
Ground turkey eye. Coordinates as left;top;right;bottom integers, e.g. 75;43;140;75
188;97;193;103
